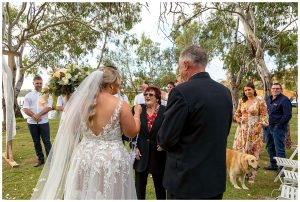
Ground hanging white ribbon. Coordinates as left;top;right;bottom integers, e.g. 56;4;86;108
2;56;17;142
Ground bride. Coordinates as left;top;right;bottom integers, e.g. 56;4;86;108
31;66;141;199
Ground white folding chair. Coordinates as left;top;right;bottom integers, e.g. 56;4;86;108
274;146;298;182
277;185;298;200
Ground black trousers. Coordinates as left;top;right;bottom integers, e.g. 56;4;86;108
135;170;166;199
167;191;223;200
28;123;52;161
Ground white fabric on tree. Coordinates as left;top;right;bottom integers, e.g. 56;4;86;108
2;56;16;142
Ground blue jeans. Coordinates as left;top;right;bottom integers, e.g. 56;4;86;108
264;126;286;168
28;123;52;161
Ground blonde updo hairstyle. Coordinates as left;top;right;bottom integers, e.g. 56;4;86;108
87;66;122;128
99;66;122;90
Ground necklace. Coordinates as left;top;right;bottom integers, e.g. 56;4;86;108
146;104;159;114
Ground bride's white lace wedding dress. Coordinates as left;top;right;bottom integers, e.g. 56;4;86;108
64;101;136;199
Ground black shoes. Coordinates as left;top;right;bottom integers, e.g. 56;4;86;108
34;160;45;167
263;165;278;171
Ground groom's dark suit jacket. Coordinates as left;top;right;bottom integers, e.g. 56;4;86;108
157;72;233;199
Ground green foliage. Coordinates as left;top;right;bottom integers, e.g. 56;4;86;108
3;2;142;73
135;34;177;87
103;33;177;92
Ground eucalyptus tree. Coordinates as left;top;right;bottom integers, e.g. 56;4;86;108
101;34;140;95
2;2;141;116
103;34;177;100
170;20;248;111
135;34;176;87
159;2;298;98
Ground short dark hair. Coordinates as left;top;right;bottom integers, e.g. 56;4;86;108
106;65;118;70
242;82;257;102
272;83;282;89
167;81;175;87
144;86;161;105
33;75;42;81
180;45;208;67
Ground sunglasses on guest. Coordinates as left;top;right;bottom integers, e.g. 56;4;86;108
144;93;155;97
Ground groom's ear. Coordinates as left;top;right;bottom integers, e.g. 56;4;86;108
183;61;190;71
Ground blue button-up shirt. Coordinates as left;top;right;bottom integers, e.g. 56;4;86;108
265;93;292;129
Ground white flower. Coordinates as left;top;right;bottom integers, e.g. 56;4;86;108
72;75;78;80
62;77;69;85
65;73;72;79
60;68;67;74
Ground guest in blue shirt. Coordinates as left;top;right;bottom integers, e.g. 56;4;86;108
263;83;292;171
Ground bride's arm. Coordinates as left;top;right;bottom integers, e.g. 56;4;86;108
120;102;141;138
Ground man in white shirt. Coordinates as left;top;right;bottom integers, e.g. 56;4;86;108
133;82;149;105
56;95;67;118
56;95;66;111
114;88;129;103
23;75;53;167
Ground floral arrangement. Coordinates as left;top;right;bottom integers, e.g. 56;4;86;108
42;64;93;97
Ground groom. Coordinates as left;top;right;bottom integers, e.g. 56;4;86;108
157;45;233;199
23;75;53;167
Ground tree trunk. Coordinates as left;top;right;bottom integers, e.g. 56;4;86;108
236;8;272;98
230;85;239;113
255;55;272;98
14;97;22;117
2;92;6;130
14;58;25;118
227;69;243;113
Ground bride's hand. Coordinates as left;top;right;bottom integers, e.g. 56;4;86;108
157;145;164;151
135;148;142;160
134;104;142;115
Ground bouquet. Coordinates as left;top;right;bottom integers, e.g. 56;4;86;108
42;64;93;97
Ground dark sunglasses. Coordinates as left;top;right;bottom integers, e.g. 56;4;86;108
144;93;155;97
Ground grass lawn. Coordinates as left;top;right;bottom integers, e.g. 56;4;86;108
2;108;298;199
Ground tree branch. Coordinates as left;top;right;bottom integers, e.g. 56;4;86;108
248;4;256;35
5;3;11;25
9;3;27;30
23;49;52;70
263;17;298;50
97;16;110;68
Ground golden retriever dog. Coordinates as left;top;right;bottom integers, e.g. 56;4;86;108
226;149;259;190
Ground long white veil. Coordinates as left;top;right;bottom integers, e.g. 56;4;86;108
31;70;103;199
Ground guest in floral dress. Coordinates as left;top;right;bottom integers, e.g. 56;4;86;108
233;82;269;183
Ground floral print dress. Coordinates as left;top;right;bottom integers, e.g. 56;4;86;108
233;97;269;182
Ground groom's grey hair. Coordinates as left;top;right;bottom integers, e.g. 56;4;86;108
180;45;208;68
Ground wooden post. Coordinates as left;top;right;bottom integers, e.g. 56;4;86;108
3;140;19;167
2;50;19;167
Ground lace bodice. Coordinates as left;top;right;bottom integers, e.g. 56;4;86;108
80;101;123;142
63;100;136;199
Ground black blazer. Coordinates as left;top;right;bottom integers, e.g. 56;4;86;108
133;104;166;174
157;72;233;198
